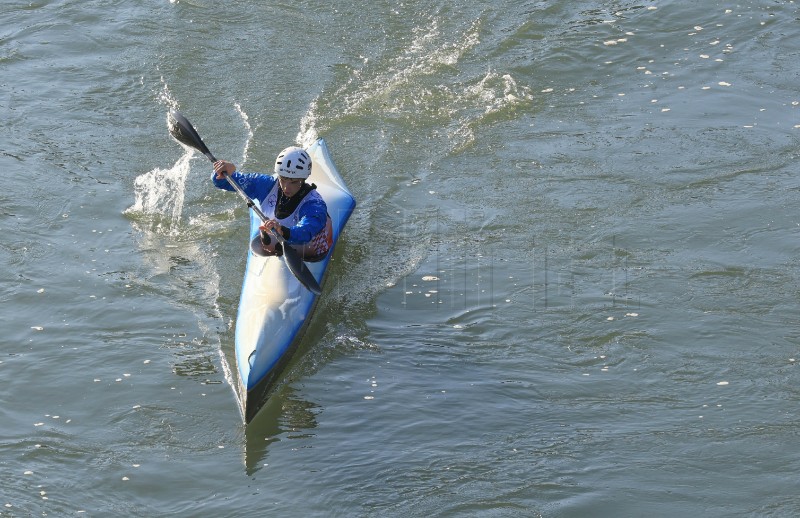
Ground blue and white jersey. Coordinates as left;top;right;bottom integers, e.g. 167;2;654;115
212;171;328;246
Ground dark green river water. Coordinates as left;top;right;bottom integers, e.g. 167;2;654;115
3;1;800;516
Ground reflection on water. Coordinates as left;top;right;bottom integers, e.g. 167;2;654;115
244;384;320;475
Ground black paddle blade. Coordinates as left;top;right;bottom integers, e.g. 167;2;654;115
282;246;322;295
168;110;217;162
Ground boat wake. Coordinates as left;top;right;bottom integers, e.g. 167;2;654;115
297;13;533;154
293;9;536;318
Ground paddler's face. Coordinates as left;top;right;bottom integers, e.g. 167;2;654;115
278;176;304;197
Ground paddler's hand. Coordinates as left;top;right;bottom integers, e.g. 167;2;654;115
260;220;290;240
213;160;236;179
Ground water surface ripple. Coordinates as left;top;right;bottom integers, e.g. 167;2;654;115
2;0;799;516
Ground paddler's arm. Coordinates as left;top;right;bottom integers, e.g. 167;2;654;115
211;160;275;200
281;197;328;245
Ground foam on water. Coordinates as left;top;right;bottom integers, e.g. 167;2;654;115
127;83;188;233
127;151;193;234
301;14;532;154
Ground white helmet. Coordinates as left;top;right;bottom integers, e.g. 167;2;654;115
274;146;312;179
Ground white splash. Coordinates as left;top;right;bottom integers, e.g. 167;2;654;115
297;97;320;148
127;150;193;233
299;15;532;153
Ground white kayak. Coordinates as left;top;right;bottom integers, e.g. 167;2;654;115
234;138;355;423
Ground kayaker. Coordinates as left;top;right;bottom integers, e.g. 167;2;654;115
211;146;333;261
